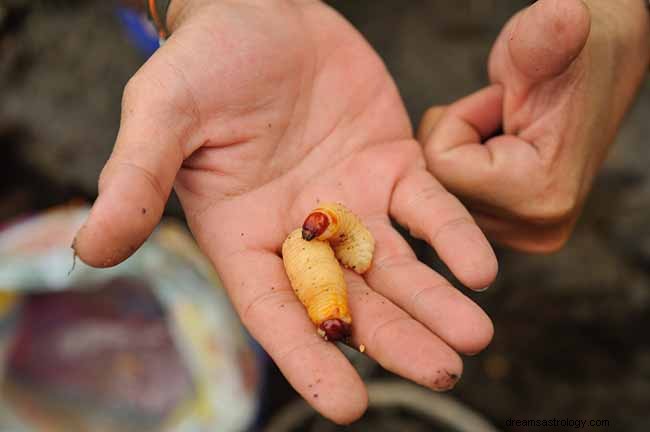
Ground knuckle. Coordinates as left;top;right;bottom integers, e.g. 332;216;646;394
431;216;475;245
371;253;414;274
409;284;445;313
412;183;448;206
119;160;168;204
241;290;293;330
518;182;579;225
240;293;271;329
368;316;411;351
405;182;449;217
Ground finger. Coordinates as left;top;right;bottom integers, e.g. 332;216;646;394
214;249;367;424
345;272;463;391
429;84;504;154
506;0;590;82
390;170;497;290
423;85;545;216
417;105;447;142
363;220;493;354
73;59;196;268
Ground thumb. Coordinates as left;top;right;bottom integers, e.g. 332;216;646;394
507;0;590;81
73;70;194;268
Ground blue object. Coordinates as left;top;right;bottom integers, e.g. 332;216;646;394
115;7;160;58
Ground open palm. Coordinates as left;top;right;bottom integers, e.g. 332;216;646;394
75;1;497;423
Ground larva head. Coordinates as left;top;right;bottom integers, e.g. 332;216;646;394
302;208;339;241
319;319;351;342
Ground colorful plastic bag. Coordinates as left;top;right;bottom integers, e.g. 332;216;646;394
0;205;261;431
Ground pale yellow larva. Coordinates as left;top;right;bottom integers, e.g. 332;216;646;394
301;203;375;274
282;229;352;341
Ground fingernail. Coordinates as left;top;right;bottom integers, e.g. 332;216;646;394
475;285;490;292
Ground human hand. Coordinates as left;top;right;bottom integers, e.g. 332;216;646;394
73;0;497;423
419;0;650;252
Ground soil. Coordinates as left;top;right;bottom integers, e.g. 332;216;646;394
2;1;650;431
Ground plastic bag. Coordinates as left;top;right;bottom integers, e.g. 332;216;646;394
0;205;261;431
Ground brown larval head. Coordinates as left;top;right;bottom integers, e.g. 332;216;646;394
301;209;338;241
319;318;351;342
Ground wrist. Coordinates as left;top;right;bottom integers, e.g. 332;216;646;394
585;0;650;48
167;0;315;33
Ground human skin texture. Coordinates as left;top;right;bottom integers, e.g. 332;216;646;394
73;0;498;424
419;0;650;253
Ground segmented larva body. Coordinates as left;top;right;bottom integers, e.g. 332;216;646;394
301;203;375;274
282;229;352;342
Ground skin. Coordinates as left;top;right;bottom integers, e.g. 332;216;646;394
419;0;650;253
73;0;497;424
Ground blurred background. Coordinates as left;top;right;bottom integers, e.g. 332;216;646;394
1;0;650;431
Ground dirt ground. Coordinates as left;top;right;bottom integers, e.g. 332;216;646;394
2;1;649;431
